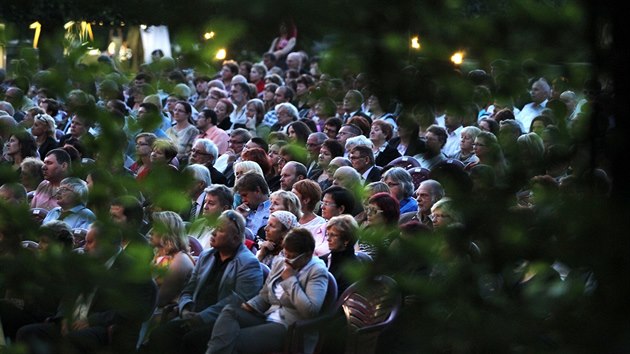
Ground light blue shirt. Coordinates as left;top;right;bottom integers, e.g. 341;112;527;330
245;199;271;237
43;204;96;230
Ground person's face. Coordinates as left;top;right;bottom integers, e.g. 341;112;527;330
349;151;369;173
277;108;293;126
264;216;285;244
415;184;435;214
318;146;333;167
291;188;306;210
366;202;385;226
424;132;442;154
269;195;286;214
263;88;275;101
190;142;212;165
6;136;20;156
241;140;259;157
166;96;178;111
336;126;356;146
70;117;87;137
110;205;127;224
196;80;209;94
42;154;67;182
84;228;99;255
343;92;360;111
460;133;474;152
196;112;209;130
473;138;488;158
203;193;226;217
173;103;189;123
240;189;263;209
269;144;282;165
284;248;312;270
478;120;492;133
306;136;322;157
296;83;308;96
430;207;451;229
246;103;258;119
367;95;380;112
274;88;287;104
137;106;148;119
55;184;77;210
221;66;234;81
234;166;247;181
321;193;342;219
229;134;246;154
327;225;348;252
324;124;338;140
205;93;220;110
369;124;386;143
230;86;245;105
531;120;546;136
383;176;403;201
444;114;462;129
214;102;228;119
210;216;238;250
250;69;261;83
280;164;299;191
530;82;548;104
287;126;299;142
279;154;289;171
136;137;152;157
150;147;166;163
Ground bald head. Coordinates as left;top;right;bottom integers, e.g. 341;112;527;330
332;166;361;189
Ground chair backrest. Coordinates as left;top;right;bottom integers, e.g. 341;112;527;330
337;275;402;354
72;228;88;248
260;262;271;283
21;240;40;251
322;272;338;313
30;208;48;224
385;155;421;171
188;235;203;257
355;251;373;263
407;167;431;190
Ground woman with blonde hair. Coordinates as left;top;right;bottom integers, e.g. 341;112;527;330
150;211;195;307
269;190;302;219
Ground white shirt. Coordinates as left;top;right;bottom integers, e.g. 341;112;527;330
516;99;548;133
442;125;463;158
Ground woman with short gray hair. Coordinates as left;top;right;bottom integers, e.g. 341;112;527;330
381;167;417;214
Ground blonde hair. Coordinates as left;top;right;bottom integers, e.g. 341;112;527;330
151;211;189;255
234;160;264;182
270;190;302;219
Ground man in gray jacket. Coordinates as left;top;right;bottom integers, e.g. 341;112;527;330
141;210;263;354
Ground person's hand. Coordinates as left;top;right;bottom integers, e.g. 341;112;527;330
281;262;297;280
72;319;89;331
226;149;238;163
236;203;251;217
260;240;276;252
180;309;196;320
241;303;255;312
180;313;204;330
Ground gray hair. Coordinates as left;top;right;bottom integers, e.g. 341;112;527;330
0;101;15;116
419;179;445;202
60;177;89;204
184;164;212;187
461;126;482;140
345;135;373;151
193;138;219;162
309;132;328;144
276;102;299;120
381;167;414;198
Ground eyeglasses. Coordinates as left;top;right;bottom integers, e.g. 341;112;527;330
366;206;383;216
349;155;364;160
225;211;242;235
137;142;151;146
385;181;400;188
191;148;211;155
229;140;245;145
429;213;451;222
473;143;487;147
321;200;337;207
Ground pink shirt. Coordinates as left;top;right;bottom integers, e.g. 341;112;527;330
197;126;229;155
30;180;60;211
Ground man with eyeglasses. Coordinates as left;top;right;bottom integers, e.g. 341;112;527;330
140;210;263;354
213;128;252;187
305;132;327;178
400;179;444;228
42;177;95;229
349;145;382;184
189;138;228;186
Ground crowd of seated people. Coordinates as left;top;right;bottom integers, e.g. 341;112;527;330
0;37;614;353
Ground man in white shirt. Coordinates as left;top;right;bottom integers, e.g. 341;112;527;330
516;78;550;132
